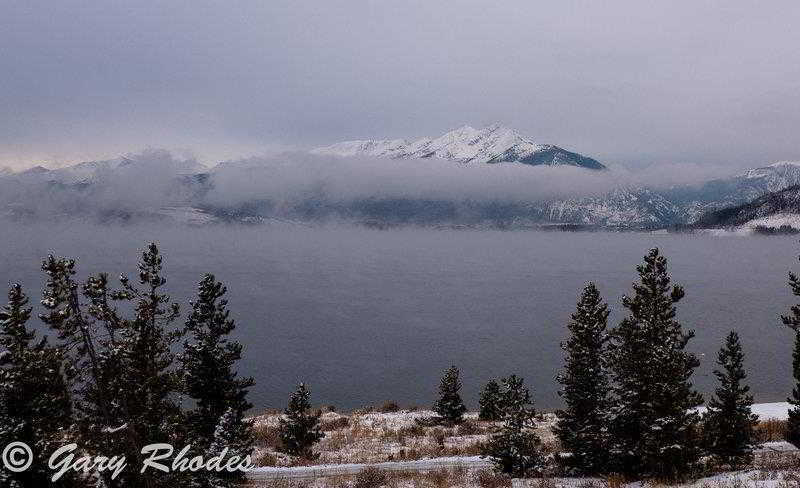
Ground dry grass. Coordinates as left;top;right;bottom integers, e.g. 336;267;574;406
754;419;787;443
250;409;501;467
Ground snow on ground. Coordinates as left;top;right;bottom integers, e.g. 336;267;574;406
248;455;490;481
247;404;796;486
741;213;800;232
693;402;791;421
512;470;800;488
249;408;558;468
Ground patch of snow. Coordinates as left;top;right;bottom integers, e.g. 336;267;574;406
694;402;792;421
247;455;490;480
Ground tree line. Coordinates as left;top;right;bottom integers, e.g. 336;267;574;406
0;243;253;488
414;248;800;481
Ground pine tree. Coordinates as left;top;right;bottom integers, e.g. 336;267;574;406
555;282;611;475
279;383;324;458
40;246;191;488
607;248;703;480
0;284;74;487
479;379;503;421
182;274;254;440
703;331;758;469
482;375;543;478
433;365;467;425
779;258;800;447
204;408;254;488
181;274;254;487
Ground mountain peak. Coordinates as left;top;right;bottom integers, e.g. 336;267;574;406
314;124;606;170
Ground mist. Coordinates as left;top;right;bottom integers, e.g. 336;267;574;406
0;148;743;227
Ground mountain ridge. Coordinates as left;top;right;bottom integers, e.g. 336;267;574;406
313;124;606;170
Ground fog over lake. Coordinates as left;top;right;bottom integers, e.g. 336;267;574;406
1;222;796;411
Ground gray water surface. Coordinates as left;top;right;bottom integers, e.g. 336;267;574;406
1;223;796;411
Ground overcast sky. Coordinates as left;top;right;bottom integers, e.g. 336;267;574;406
3;1;800;170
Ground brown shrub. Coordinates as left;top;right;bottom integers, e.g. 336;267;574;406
252;424;283;450
431;428;447;447
605;474;626;488
253;451;278;467
755;419;788;443
472;468;511;488
321;415;350;431
396;424;427;438
354;467;389;488
378;401;401;413
457;420;480;436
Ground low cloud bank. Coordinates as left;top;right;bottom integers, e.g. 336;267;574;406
0;149;741;223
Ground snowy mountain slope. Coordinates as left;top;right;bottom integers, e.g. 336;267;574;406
665;161;800;222
314;124;606;169
532;187;686;227
692;184;800;230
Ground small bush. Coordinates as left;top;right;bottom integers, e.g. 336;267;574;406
354;467;388;488
378;401;401;413
457;420;480;436
252;451;278;467
431;428;447;447
755;419;788;443
321;415;350;431
472;468;511;488
605;474;626;488
252;424;283;450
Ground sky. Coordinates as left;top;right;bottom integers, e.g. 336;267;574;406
3;0;800;170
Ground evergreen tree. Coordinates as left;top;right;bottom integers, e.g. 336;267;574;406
555;282;611;475
433;365;467;425
40;246;190;488
703;331;758;469
607;248;703;480
279;383;324;458
0;284;74;487
115;243;184;448
479;379;503;421
204;408;254;488
779;258;800;447
182;274;254;440
181;274;254;486
40;255;133;488
482;375;543;478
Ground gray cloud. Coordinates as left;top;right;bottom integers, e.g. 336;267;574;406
3;1;800;169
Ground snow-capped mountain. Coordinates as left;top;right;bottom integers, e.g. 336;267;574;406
314;124;606;170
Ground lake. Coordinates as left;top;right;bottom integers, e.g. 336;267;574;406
1;222;797;412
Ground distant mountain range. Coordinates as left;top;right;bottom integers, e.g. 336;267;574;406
3;128;800;231
313;124;606;169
